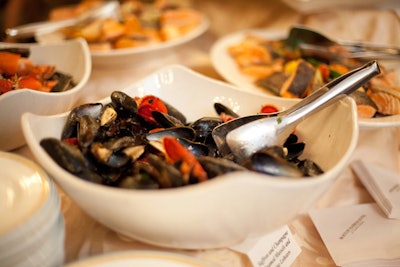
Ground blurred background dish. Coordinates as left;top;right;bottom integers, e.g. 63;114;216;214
34;0;210;68
0;38;91;151
210;28;400;129
22;65;358;249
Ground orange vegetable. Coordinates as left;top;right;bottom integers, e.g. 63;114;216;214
19;76;43;91
0;52;20;75
163;136;208;183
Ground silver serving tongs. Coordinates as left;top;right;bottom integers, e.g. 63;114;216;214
5;1;120;38
287;25;400;60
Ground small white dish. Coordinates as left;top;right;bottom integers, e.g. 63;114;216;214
0;38;91;151
65;250;219;267
210;28;400;129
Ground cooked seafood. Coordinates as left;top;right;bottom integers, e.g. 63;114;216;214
0;47;75;94
56;0;204;51
228;34;400;118
41;91;324;190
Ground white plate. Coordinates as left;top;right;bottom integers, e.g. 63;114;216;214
210;29;400;129
37;16;209;68
65;251;219;267
0;151;50;236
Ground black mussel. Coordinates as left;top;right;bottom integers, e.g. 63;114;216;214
40;138;103;183
297;159;324;176
146;126;196;142
78;115;100;149
283;133;298;146
100;103;118;127
90;142;131;168
118;161;160;189
245;150;304;178
146;154;184;188
61;103;103;140
189;117;223;143
50;71;75;92
214;103;239;118
111;91;138;116
101;116;149;139
176;137;209;157
203;134;219;158
285;142;305;161
152;111;185;128
164;101;187;124
198;156;246;178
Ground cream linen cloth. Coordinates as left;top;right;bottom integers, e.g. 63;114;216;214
14;1;400;266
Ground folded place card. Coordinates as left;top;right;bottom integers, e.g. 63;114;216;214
230;225;301;267
351;160;400;219
309;203;400;267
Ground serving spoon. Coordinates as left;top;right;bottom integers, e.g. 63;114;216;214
286;25;400;60
212;60;380;162
5;1;120;38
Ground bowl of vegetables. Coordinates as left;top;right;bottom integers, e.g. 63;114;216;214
22;65;358;249
0;38;91;151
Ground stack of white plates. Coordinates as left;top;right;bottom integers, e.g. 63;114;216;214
0;151;64;267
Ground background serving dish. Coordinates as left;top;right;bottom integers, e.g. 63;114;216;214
36;16;209;68
22;65;358;249
0;38;91;151
210;28;400;129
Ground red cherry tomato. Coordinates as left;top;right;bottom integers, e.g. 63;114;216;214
260;104;279;114
137;95;168;123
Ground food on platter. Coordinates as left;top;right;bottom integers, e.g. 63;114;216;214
227;34;400;118
41;91;324;189
0;48;74;95
53;0;204;51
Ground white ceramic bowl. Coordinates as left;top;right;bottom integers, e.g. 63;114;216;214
22;65;358;249
0;38;91;151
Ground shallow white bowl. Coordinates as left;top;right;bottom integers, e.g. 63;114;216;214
22;65;358;249
0;38;91;151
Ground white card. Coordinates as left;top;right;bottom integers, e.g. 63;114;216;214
230;225;301;267
351;160;400;219
309;203;400;266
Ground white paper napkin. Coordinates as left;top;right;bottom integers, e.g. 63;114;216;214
351;160;400;219
309;203;400;267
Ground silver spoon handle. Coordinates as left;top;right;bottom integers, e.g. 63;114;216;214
280;60;380;126
340;41;400;56
5;1;120;38
6;19;77;38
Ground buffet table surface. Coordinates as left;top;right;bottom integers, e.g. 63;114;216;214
13;1;400;266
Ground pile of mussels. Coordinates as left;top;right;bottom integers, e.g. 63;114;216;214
41;91;323;189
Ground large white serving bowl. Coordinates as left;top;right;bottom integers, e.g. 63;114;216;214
0;38;91;151
22;65;358;249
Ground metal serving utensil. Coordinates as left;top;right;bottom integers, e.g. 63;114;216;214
286;25;400;60
5;1;120;38
212;60;380;162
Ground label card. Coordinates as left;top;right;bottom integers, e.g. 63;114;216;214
230;225;301;267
